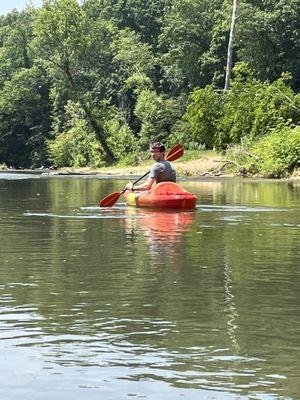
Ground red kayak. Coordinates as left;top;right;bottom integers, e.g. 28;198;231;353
124;182;197;209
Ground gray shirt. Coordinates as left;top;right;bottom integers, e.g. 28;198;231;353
149;160;176;183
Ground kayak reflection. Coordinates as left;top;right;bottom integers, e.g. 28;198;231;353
124;208;196;269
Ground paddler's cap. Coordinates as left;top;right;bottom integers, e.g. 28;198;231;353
150;142;165;152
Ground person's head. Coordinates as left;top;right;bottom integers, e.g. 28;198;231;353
150;142;165;160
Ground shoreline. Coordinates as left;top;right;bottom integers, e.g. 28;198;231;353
0;155;225;177
1;154;299;180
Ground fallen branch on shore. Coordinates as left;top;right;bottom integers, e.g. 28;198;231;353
213;159;249;176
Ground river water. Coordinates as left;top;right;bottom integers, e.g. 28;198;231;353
0;173;299;400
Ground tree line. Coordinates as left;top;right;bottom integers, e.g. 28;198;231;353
0;0;299;176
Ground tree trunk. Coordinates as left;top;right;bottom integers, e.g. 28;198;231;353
79;100;116;163
224;0;238;93
64;63;116;163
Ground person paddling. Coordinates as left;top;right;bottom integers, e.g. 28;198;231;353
125;142;176;192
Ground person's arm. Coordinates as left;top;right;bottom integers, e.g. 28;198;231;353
126;177;156;191
125;163;159;191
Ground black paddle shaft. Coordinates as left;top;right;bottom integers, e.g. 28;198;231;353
132;171;149;187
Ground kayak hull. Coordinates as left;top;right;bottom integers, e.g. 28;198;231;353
124;182;197;209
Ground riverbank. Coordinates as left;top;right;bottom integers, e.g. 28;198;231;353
1;152;299;179
46;152;226;177
48;161;300;180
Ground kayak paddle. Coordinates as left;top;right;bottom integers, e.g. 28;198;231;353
99;143;184;207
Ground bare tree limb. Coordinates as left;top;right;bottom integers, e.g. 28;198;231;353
224;0;238;93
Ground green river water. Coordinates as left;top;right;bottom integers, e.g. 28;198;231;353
0;173;299;400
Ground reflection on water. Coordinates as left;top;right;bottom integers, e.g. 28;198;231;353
0;175;299;400
224;252;240;354
124;209;196;270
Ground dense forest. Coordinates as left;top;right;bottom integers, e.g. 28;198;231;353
0;0;299;177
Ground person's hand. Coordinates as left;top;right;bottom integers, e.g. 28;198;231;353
125;182;134;190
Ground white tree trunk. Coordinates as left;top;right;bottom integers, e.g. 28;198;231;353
224;0;238;93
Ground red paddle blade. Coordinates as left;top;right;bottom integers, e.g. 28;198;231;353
166;144;184;161
99;191;122;207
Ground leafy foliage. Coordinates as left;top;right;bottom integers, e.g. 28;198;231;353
185;63;300;150
236;0;300;90
0;66;51;167
105;112;140;161
32;0;117;162
0;9;35;87
47;101;104;168
159;0;225;92
0;0;299;175
134;89;184;147
84;0;171;47
226;126;300;178
184;85;223;149
249;126;300;177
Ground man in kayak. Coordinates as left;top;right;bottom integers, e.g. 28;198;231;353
125;142;176;191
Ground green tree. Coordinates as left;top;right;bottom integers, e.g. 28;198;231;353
84;0;172;48
184;63;300;150
33;0;116;163
0;66;51;167
48;100;139;167
200;15;229;88
159;0;225;93
134;89;184;146
236;0;300;90
108;28;158;137
0;8;36;87
184;84;223;149
0;7;52;167
2;12;32;68
226;125;300;178
47;101;104;167
217;66;300;147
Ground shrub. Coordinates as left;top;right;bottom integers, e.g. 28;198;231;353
217;68;300;148
47;120;104;168
250;126;300;178
105;114;139;161
184;84;223;149
226;126;300;178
